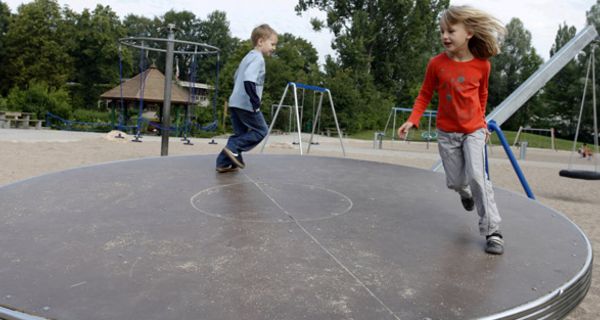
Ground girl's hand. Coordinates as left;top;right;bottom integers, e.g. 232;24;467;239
484;127;491;143
397;121;414;140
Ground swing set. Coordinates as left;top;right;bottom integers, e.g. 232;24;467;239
559;44;600;180
261;82;345;156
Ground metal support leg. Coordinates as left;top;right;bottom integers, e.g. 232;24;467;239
261;84;290;153
292;84;303;155
327;90;346;157
307;93;324;154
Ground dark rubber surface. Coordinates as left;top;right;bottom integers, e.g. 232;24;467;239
0;155;591;319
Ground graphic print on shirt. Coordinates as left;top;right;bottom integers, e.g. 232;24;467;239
438;66;478;123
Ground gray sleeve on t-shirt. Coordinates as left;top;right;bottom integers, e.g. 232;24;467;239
242;55;264;83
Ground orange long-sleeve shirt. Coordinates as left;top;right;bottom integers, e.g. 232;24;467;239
408;53;490;133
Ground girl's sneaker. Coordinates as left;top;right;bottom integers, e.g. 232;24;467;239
485;232;504;255
461;197;475;211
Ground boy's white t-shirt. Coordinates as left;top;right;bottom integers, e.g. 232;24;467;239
228;49;266;112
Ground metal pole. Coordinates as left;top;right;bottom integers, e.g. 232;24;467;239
488;121;536;200
592;46;599;171
427;111;432;149
382;108;394;137
161;24;176;156
292;84;303;155
307;93;324;154
327;89;346;156
568;52;592;170
513;126;523;146
261;84;290;153
392;108;397;141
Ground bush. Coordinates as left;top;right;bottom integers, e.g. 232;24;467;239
6;82;72;119
72;108;110;123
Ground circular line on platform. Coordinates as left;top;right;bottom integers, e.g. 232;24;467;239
190;181;354;223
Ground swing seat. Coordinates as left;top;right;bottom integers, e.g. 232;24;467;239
199;120;217;131
559;169;600;180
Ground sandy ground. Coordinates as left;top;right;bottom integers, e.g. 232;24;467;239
1;128;599;319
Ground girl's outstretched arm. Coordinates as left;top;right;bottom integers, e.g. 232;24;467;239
397;121;415;140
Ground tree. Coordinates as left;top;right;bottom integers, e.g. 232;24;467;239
151;10;199;77
541;23;582;138
586;0;600;28
293;0;449;133
3;0;72;91
195;11;239;85
64;4;127;109
122;14;154;79
295;0;448;101
0;1;11;94
488;18;543;130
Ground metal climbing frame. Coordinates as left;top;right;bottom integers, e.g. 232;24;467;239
119;24;220;156
261;82;346;156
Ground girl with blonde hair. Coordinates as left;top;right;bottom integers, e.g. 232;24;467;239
397;6;507;254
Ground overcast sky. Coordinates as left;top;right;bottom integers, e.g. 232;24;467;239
3;0;596;64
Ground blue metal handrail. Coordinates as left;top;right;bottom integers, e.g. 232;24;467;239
487;120;535;200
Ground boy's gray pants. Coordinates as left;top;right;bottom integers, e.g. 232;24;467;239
437;129;501;236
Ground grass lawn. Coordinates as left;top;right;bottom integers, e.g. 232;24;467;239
349;129;576;151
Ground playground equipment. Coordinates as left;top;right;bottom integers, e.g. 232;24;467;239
560;44;600;180
269;104;302;134
0;154;591;319
488;121;535;199
382;107;437;149
513;126;556;151
118;24;220;155
261;82;345;156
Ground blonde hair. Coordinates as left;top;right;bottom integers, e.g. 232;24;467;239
251;24;277;46
440;5;506;59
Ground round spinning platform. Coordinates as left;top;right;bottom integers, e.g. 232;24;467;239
0;155;591;320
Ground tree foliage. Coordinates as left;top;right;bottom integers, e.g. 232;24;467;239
63;5;126;108
488;18;543;130
3;0;72;91
296;0;447;101
542;23;582;137
0;1;11;95
0;0;598;139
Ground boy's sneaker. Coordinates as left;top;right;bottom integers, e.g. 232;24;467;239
461;197;475;211
223;147;245;169
216;165;238;173
485;232;504;255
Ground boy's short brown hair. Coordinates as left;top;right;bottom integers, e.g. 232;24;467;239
251;24;277;46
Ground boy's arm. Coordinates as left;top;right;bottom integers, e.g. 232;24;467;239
242;54;265;112
244;81;261;111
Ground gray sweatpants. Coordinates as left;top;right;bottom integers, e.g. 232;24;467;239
437;129;501;236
